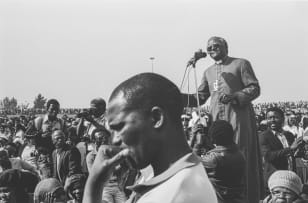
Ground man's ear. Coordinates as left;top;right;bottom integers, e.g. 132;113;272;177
151;106;165;129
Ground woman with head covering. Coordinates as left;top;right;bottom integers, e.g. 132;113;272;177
64;174;87;203
261;170;304;203
284;112;299;139
34;178;66;203
0;169;31;203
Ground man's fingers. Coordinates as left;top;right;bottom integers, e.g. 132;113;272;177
96;145;131;167
107;148;130;168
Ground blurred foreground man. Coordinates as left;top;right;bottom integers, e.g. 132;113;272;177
197;36;263;202
83;73;217;203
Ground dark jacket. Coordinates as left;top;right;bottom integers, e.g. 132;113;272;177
259;129;295;183
202;144;246;203
52;144;82;185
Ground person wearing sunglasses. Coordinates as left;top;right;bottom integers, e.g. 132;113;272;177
197;36;262;203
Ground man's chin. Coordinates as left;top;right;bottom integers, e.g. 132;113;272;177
274;199;287;203
211;55;223;61
270;124;280;131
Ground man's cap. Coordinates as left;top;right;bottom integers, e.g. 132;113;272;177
268;170;303;196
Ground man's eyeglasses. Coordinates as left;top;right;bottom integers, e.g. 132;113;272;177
271;190;295;198
207;44;221;52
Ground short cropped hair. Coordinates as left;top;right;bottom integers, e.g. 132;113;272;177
0;158;12;171
46;99;60;110
266;107;285;122
90;98;106;112
208;120;234;146
109;73;184;124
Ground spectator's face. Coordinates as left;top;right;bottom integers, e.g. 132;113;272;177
52;131;65;149
0;186;17;203
47;104;59;120
94;132;107;147
289;115;297;126
71;188;83;202
207;39;227;61
107;93;157;170
0;127;4;133
267;111;283;131
271;186;297;203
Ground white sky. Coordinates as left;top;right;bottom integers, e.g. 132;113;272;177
0;0;308;108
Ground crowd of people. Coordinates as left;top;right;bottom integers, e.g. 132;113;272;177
1;36;308;203
0;99;307;203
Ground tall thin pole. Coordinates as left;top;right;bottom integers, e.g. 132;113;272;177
150;57;155;72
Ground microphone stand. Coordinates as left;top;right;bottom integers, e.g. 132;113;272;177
180;61;202;117
192;63;202;117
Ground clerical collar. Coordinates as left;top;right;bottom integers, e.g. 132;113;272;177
215;56;229;65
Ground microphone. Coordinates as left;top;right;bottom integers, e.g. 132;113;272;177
187;57;196;67
187;49;207;67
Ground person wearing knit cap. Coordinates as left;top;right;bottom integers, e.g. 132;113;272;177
202;120;246;203
34;178;66;203
261;170;304;203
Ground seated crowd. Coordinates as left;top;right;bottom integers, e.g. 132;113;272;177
1;78;308;203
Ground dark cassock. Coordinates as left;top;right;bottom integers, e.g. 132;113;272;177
197;37;264;203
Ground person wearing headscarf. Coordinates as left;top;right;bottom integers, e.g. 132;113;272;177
64;174;87;203
34;178;66;203
261;170;305;203
197;36;263;202
283;112;299;139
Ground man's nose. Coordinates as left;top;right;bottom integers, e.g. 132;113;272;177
269;117;275;122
